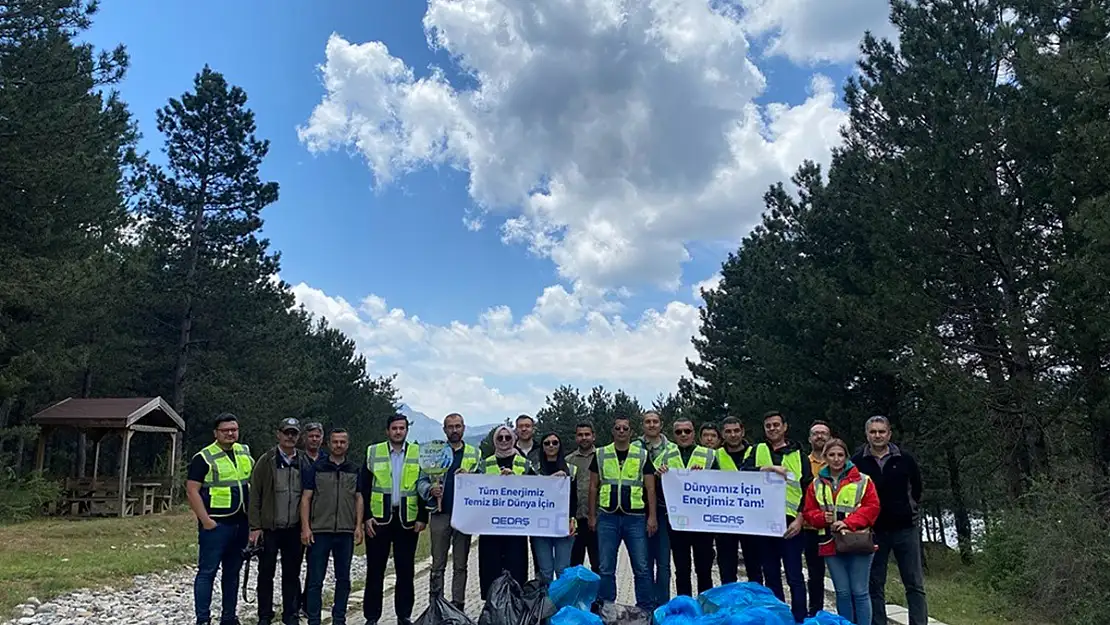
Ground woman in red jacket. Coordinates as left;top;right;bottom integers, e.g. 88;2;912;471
803;438;881;625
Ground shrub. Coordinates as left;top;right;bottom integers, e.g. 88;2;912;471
978;473;1110;625
0;471;62;524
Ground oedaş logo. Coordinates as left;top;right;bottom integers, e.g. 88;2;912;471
491;516;531;527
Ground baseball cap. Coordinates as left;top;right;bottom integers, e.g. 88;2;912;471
278;417;301;433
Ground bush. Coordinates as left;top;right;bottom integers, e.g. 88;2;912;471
0;471;62;523
977;473;1110;625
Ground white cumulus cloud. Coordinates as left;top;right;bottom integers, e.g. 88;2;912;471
290;282;702;423
297;0;849;293
738;0;896;64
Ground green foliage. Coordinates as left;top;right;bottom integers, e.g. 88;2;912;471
0;472;61;523
977;472;1110;625
535;385;643;447
0;1;399;481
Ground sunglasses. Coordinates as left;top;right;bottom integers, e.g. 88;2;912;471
496;435;513;442
543;440;560;447
613;425;629;432
674;428;693;435
281;429;300;436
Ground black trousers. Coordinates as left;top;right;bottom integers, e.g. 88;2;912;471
478;534;528;600
364;515;419;622
804;530;826;616
716;533;763;585
257;527;304;625
671;529;715;596
570;517;599;572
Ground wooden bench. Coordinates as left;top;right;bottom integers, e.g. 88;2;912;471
67;496;139;517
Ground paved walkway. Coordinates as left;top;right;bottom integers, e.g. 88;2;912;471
344;535;944;625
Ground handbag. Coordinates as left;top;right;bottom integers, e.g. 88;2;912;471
833;529;875;554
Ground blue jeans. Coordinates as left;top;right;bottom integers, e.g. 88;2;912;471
646;514;671;608
532;535;575;584
827;553;873;625
760;532;807;622
306;532;355;625
597;512;653;610
194;518;249;624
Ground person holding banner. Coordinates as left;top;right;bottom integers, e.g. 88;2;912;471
714;416;761;586
743;410;813;624
658;417;717;598
417;413;482;611
526;432;578;584
362;414;426;625
477;425;530;599
588;416;658;611
802;438;880;625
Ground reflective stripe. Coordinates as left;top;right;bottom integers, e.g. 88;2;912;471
196;442;253;518
483;455;527;475
366;442;421;525
597;444;646;513
754;443;803;516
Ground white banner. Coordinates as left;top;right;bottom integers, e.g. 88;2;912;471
451;473;571;537
662;469;787;537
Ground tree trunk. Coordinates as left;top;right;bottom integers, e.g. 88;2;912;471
76;362;93;477
173;174;210;459
945;445;974;563
935;503;947;546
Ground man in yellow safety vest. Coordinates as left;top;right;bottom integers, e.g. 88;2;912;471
742;410;813;624
362;413;426;625
185;412;254;625
657;417;716;597
714;416;760;585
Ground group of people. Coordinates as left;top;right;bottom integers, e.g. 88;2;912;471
184;409;930;625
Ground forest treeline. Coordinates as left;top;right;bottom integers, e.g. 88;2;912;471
0;0;399;517
529;2;1110;623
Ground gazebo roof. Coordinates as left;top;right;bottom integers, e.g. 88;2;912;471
30;397;185;432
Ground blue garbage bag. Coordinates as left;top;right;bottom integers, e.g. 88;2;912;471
696;582;782;614
549;566;601;610
652;596;702;625
802;611;853;625
696;606;793;625
551;607;604;625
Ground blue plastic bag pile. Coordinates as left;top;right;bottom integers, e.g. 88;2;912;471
545;567;852;625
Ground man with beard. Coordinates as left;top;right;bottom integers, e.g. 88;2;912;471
566;422;599;572
804;420;832;617
714;416;761;585
417;413;481;611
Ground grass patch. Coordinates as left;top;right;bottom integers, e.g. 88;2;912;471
0;508;198;615
882;545;1050;625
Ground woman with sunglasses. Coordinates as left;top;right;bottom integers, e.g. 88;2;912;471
526;432;578;584
478;425;530;599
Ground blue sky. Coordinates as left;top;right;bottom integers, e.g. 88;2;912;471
88;0;895;425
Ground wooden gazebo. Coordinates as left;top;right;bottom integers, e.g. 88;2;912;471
31;397;186;517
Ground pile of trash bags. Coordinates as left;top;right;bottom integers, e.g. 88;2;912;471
415;566;853;625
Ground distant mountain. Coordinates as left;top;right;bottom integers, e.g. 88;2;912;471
398;403;446;443
396;403;501;445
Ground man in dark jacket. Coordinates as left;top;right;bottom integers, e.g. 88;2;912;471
248;418;312;625
301;429;365;625
852;415;928;625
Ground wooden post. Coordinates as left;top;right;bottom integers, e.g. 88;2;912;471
34;427;49;473
168;431;179;502
118;429;133;518
91;435;102;489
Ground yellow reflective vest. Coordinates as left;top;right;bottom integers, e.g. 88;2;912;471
597;443;648;514
196;441;253;517
366;441;421;526
714;445;753;471
483;454;528;475
753;443;804;517
660;444;714;470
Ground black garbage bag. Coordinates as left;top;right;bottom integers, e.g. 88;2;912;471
519;580;557;625
596;601;650;625
479;572;525;625
416;596;477;625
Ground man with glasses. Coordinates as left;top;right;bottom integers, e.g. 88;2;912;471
248;418;311;625
186;413;254;625
658;417;716;598
589;416;658;610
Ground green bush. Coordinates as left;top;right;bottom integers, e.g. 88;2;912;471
0;471;62;524
978;474;1110;625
